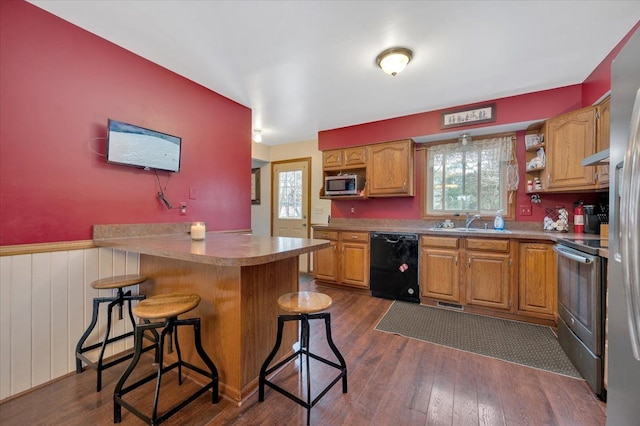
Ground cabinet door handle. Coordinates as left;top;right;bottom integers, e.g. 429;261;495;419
455;256;458;265
468;258;471;267
548;173;552;183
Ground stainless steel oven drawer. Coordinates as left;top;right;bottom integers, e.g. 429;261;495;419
558;317;604;398
554;244;603;354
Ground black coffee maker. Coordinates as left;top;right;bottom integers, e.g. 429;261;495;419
584;204;607;234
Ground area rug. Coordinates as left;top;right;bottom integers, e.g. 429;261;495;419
375;301;581;379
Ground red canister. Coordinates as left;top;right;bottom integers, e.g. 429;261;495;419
574;203;584;234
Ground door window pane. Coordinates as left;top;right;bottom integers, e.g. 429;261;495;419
278;170;302;219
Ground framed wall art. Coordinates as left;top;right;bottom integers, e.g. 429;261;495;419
441;103;496;129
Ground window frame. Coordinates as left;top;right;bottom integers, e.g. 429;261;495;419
419;132;516;221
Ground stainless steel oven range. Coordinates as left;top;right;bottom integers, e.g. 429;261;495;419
553;238;607;400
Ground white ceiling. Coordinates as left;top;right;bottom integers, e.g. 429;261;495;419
28;1;640;146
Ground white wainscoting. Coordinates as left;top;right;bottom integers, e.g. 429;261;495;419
0;247;141;400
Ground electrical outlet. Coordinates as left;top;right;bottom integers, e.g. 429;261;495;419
179;202;187;215
519;204;532;216
350;207;355;214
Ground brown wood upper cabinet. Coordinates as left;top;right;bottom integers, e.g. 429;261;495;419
322;146;366;170
366;139;414;196
543;102;609;191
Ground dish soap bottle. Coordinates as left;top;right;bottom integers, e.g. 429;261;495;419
494;209;504;230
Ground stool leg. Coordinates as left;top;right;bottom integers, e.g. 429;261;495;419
114;324;148;423
302;314;312;426
95;296;121;391
323;313;347;393
126;295;160;361
116;288;125;320
75;298;101;374
259;315;287;402
191;318;219;403
125;291;143;331
172;321;183;385
151;321;170;422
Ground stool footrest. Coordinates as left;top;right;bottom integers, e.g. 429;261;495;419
114;315;218;425
115;375;215;426
76;342;155;372
262;347;347;409
75;292;149;391
259;308;347;425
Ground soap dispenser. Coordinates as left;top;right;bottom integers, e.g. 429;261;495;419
494;209;504;230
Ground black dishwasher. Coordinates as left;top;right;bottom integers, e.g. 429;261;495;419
370;233;419;303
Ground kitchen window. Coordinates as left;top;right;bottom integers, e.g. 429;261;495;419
422;134;516;217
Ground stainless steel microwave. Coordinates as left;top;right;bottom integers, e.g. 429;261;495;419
324;174;365;196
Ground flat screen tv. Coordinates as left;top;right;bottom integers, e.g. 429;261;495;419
106;119;181;172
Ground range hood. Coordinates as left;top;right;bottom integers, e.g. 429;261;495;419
582;148;610;166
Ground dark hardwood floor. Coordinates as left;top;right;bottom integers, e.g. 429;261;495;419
0;277;606;425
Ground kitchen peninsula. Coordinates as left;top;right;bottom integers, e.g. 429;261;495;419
93;224;329;403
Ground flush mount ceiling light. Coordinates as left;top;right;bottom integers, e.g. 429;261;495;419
253;129;262;143
376;47;413;76
459;133;472;146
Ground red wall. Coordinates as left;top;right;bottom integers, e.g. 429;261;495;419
0;1;252;245
323;86;593;222
321;21;640;223
582;21;640;106
318;86;583;150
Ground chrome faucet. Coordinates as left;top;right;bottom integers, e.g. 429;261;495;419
465;212;481;228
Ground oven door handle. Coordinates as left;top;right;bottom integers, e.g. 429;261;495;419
553;245;593;264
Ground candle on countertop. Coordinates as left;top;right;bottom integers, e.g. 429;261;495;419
190;222;206;240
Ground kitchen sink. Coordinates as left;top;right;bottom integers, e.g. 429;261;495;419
427;227;512;234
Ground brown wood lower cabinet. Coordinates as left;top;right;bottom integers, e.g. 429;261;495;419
420;235;556;325
313;232;338;282
313;229;369;289
465;238;513;311
517;242;557;320
420;236;461;302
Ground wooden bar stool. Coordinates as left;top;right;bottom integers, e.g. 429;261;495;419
75;274;155;391
259;291;347;425
114;293;219;425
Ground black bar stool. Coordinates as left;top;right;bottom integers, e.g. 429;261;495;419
259;291;347;425
75;274;155;391
114;293;219;425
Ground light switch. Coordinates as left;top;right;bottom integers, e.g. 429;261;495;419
189;187;196;200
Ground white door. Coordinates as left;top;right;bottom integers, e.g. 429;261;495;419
272;158;311;272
